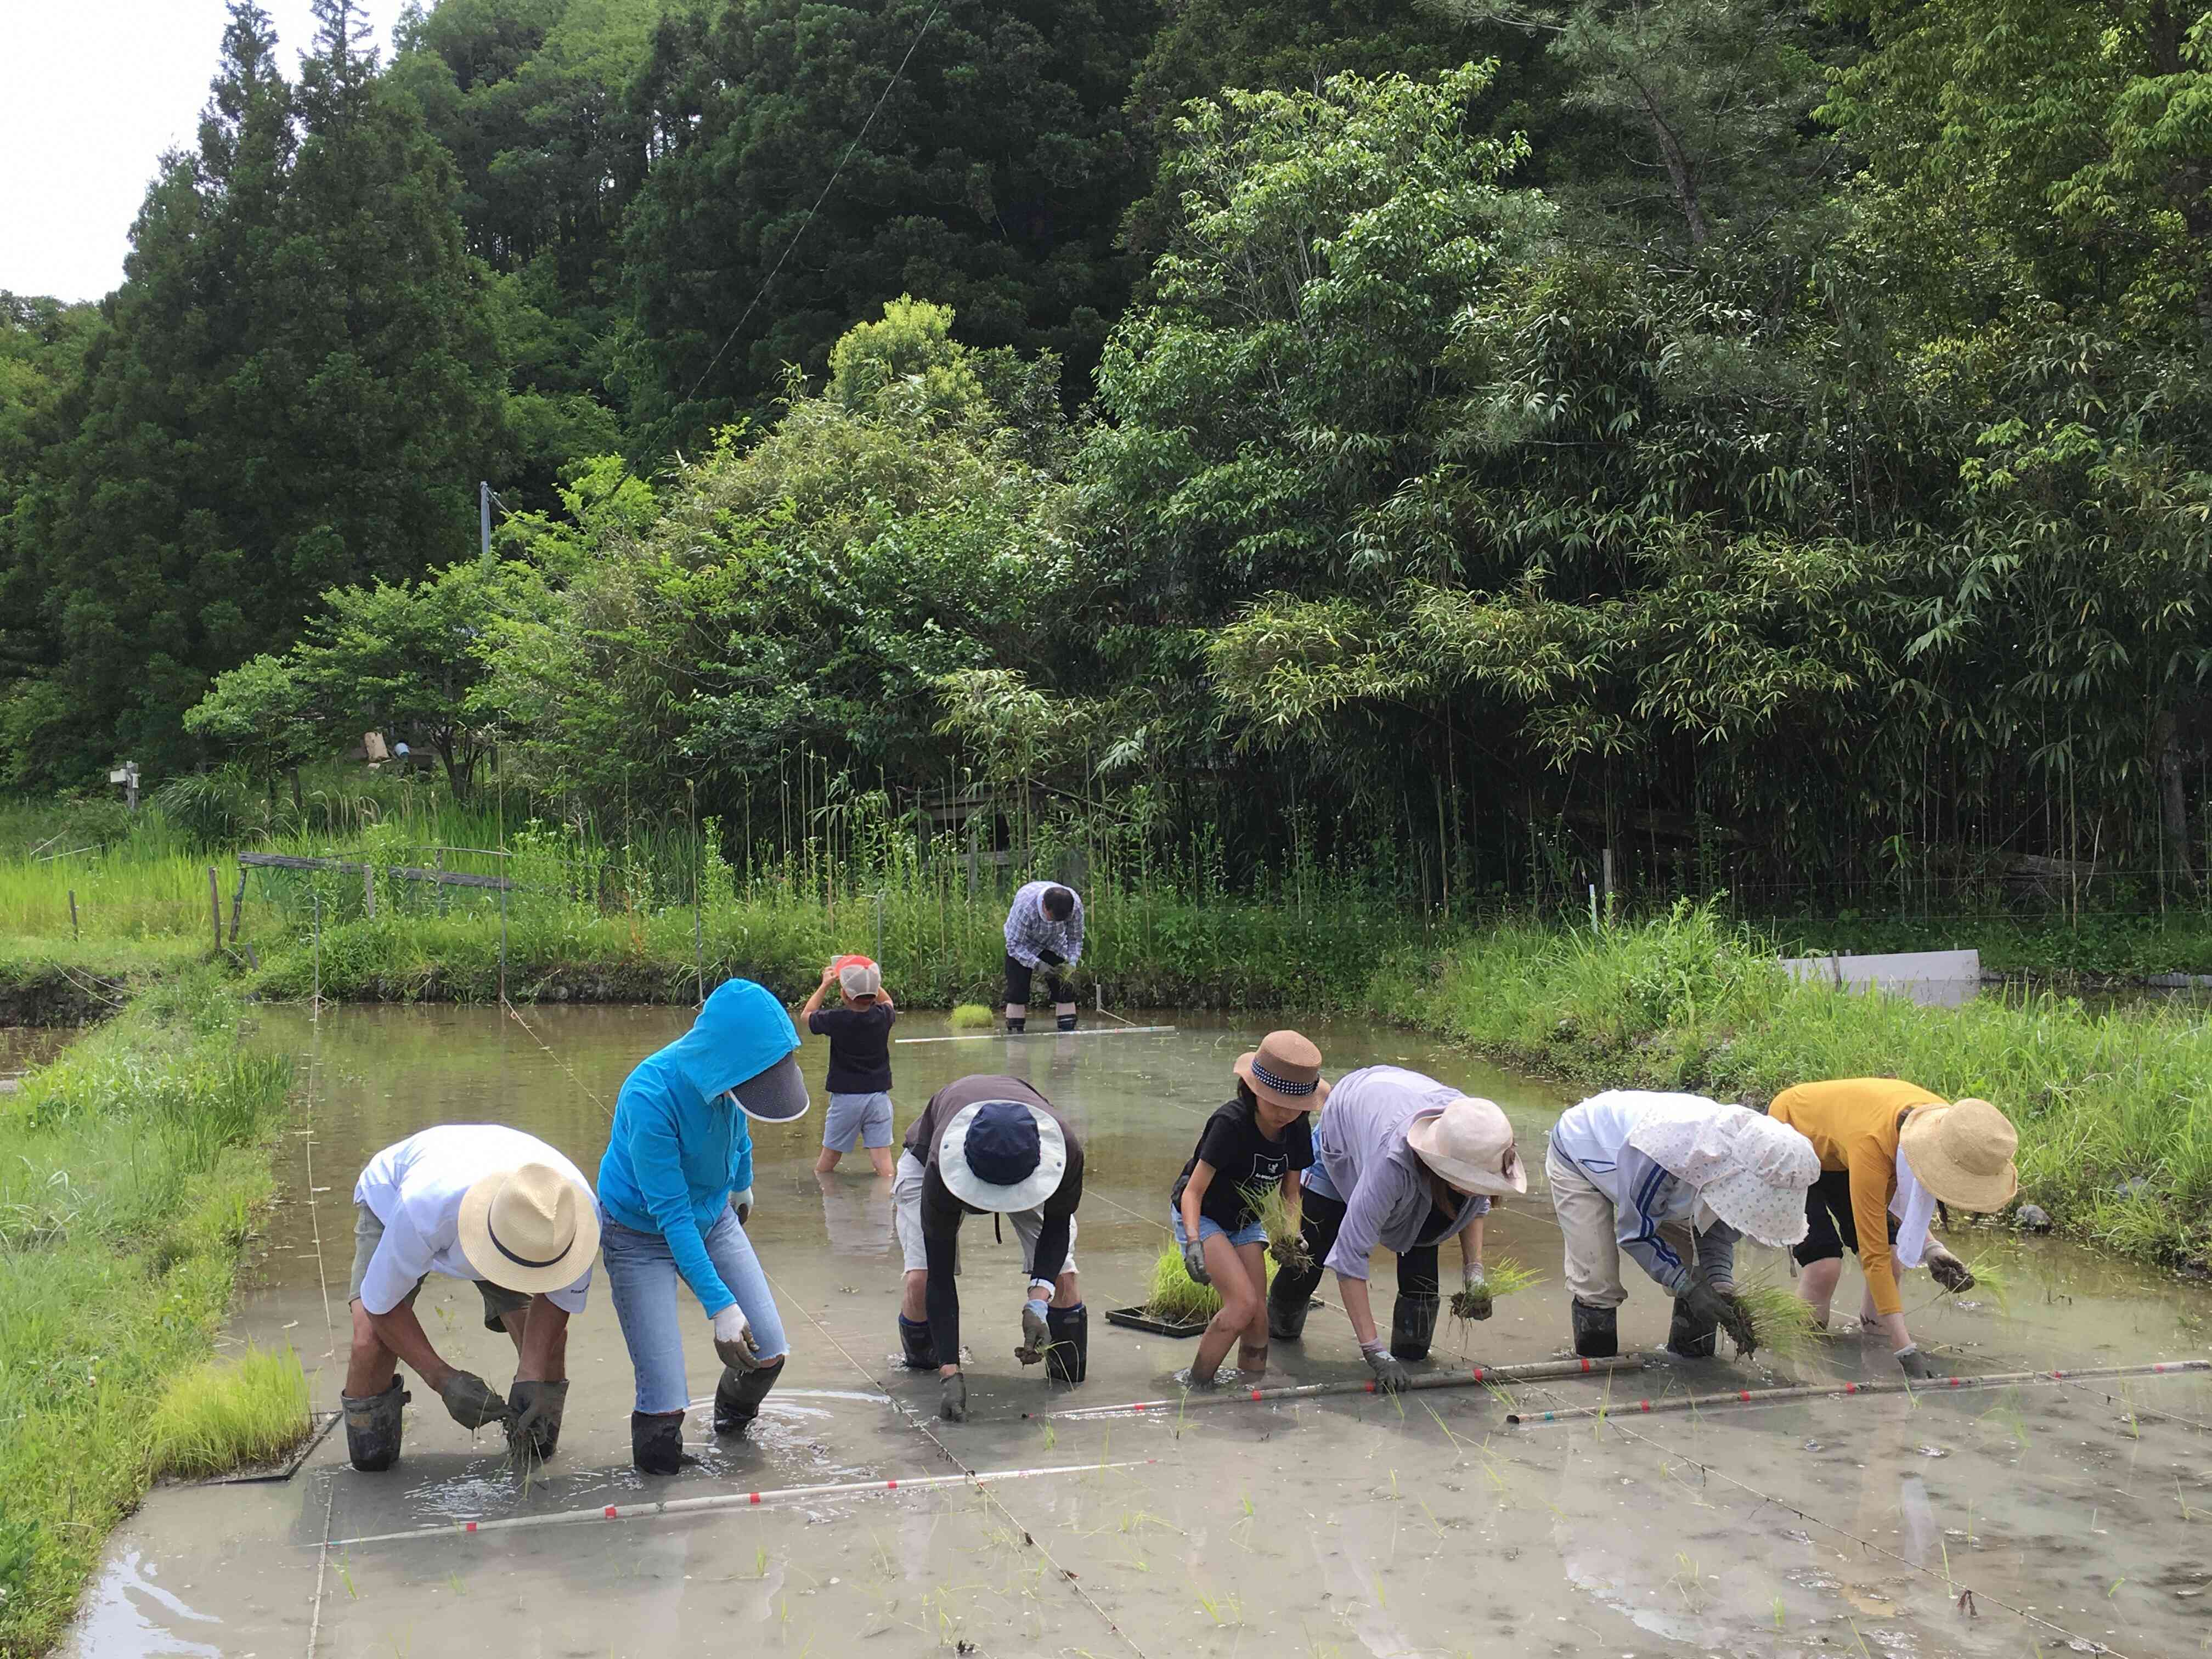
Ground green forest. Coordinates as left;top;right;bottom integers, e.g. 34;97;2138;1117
4;0;2210;912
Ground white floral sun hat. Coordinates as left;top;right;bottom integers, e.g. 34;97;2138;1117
1628;1104;1820;1248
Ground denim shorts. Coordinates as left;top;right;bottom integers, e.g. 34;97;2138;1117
600;1206;789;1414
1170;1209;1268;1250
822;1090;894;1150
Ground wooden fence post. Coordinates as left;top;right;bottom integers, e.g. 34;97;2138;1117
207;866;222;953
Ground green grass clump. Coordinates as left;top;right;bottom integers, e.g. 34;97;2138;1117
149;1345;312;1479
949;1002;996;1030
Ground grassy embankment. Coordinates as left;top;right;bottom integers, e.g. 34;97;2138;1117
0;968;292;1656
1374;901;2212;1268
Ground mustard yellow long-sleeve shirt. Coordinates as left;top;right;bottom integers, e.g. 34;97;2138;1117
1768;1078;1945;1316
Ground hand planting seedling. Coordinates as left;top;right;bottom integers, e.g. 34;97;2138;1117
1240;1180;1311;1273
1728;1275;1822;1361
1449;1256;1542;1322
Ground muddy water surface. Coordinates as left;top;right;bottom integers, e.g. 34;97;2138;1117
65;1005;2212;1658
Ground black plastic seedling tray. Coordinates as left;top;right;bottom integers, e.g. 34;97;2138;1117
1105;1297;1324;1339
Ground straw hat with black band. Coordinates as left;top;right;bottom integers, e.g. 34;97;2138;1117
457;1163;601;1295
1898;1097;2017;1211
1233;1030;1328;1111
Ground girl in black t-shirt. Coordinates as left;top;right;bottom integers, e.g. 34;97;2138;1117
1169;1030;1327;1386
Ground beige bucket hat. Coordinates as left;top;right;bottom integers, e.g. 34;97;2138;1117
457;1163;600;1295
1233;1030;1329;1111
1406;1097;1528;1196
1897;1097;2017;1211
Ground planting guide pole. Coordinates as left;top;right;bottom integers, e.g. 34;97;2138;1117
1504;1358;2211;1425
897;1025;1177;1045
1025;1356;1646;1421
317;1461;1160;1550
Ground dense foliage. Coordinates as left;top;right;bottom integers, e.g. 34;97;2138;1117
4;0;2210;911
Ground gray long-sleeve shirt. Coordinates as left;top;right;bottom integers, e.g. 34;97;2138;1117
1313;1066;1489;1280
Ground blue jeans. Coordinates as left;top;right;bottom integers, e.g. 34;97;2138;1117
1169;1209;1268;1250
601;1207;789;1414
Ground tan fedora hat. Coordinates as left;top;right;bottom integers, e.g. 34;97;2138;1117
1406;1096;1528;1196
1233;1030;1329;1111
457;1163;601;1295
1897;1097;2018;1212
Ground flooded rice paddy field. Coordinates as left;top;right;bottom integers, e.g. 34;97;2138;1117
67;1007;2212;1658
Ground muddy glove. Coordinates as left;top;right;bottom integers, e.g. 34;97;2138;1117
1361;1342;1412;1395
1181;1238;1211;1287
1926;1245;1973;1294
1895;1345;1938;1380
1015;1297;1051;1364
712;1304;765;1372
1454;1263;1493;1322
939;1370;968;1422
731;1187;754;1227
437;1370;511;1430
506;1379;568;1461
1677;1277;1731;1331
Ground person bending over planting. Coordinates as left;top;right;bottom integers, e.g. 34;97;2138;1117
1171;1030;1324;1388
1547;1091;1821;1359
800;955;897;1178
893;1074;1086;1420
1003;880;1083;1032
598;979;810;1474
341;1125;600;1472
1266;1066;1524;1392
1768;1080;2017;1379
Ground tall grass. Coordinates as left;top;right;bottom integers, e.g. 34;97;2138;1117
1375;899;2212;1268
149;1345;313;1479
0;969;291;1652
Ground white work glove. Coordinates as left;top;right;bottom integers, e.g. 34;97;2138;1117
712;1304;765;1371
731;1187;754;1226
1462;1262;1486;1292
1017;1296;1051;1364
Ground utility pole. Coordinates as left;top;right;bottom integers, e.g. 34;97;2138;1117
479;480;492;562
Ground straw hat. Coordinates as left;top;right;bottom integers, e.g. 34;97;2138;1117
1232;1030;1329;1111
457;1163;600;1295
1406;1097;1528;1196
1897;1097;2017;1211
939;1099;1068;1213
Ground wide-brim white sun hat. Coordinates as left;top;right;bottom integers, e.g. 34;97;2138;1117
1406;1096;1528;1196
457;1161;601;1295
939;1099;1068;1213
1629;1105;1820;1248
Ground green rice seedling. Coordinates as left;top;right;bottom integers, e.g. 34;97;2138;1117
1946;1258;2012;1314
948;1003;995;1030
1451;1255;1544;1321
1240;1180;1311;1272
148;1343;312;1478
1144;1238;1277;1323
1727;1275;1822;1361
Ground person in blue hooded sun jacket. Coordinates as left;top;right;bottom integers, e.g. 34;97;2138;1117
599;979;811;1474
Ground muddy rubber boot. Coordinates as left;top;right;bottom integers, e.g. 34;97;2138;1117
342;1379;407;1472
713;1362;781;1436
897;1314;938;1370
1390;1291;1440;1365
1571;1299;1618;1359
1267;1269;1314;1341
1005;1016;1026;1034
506;1378;568;1463
1044;1303;1088;1384
630;1410;693;1475
1055;1013;1077;1032
1666;1296;1719;1359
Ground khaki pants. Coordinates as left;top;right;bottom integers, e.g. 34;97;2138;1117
1547;1147;1696;1310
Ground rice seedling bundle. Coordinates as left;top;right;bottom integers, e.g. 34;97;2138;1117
947;1003;996;1030
149;1344;313;1479
1239;1180;1311;1272
1144;1239;1278;1323
1726;1276;1822;1361
1450;1255;1544;1321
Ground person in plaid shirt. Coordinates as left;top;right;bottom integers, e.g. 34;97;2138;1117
1002;881;1083;1032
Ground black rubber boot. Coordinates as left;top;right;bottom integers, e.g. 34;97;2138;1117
1267;1267;1316;1341
1390;1291;1440;1365
714;1362;781;1436
1667;1296;1719;1359
1005;1016;1026;1034
898;1314;938;1370
631;1409;692;1475
505;1378;568;1463
1571;1299;1618;1359
1055;1013;1077;1032
1044;1303;1088;1384
342;1379;407;1472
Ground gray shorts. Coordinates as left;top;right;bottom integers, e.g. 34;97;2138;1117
348;1203;531;1333
823;1090;895;1150
891;1152;1077;1278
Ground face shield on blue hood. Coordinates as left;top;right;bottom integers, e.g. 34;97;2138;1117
663;979;800;1103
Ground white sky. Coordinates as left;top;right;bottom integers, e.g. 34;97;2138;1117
1;2;406;303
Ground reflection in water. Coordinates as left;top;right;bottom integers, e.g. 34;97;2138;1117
815;1169;894;1256
68;1551;222;1659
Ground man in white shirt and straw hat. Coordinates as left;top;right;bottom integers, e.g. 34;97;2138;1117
341;1124;601;1471
1265;1065;1526;1391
